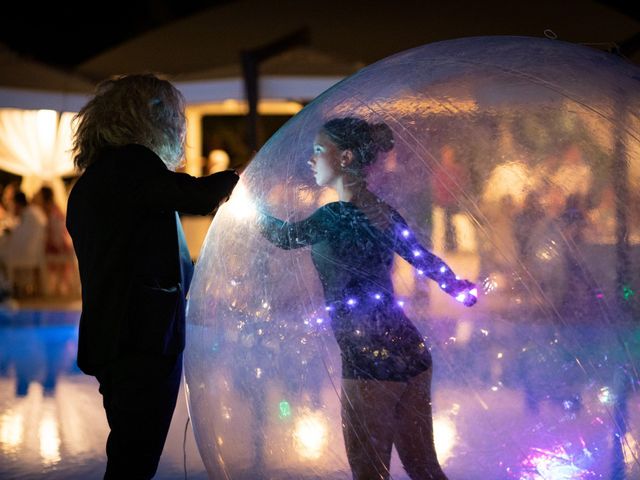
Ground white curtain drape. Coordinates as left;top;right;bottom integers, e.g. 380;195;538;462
0;109;76;210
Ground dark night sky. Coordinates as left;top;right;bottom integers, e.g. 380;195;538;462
0;0;228;69
1;0;639;70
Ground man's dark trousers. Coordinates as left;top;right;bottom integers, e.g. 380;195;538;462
97;352;182;479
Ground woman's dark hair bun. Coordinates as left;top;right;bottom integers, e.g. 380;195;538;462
321;116;394;168
369;122;394;154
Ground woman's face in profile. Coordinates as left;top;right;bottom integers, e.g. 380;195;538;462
309;131;343;188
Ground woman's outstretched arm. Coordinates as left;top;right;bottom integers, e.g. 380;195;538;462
257;205;332;250
387;211;477;306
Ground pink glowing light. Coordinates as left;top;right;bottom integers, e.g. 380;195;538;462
520;445;594;480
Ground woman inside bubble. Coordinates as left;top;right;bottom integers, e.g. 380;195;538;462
257;116;477;480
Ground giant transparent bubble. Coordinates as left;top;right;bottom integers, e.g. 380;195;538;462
185;36;640;479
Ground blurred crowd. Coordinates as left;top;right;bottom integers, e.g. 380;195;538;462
0;181;77;300
428;140;639;322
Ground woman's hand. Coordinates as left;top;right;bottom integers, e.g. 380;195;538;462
450;279;478;307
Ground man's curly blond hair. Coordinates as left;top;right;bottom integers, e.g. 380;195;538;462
73;73;186;171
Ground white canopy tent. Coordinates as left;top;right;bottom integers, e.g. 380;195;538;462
0;43;93;205
0;109;76;206
1;0;638;197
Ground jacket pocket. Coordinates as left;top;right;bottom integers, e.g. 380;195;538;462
130;282;182;355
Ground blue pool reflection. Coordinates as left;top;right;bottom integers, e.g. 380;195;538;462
0;313;82;398
0;309;205;480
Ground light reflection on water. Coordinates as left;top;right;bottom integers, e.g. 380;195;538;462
0;309;206;480
3;308;640;479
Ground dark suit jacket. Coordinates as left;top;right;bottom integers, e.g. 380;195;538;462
66;144;238;375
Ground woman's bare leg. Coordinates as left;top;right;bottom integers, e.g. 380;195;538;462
341;378;404;480
393;368;449;480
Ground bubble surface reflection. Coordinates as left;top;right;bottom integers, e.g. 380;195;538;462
186;36;640;479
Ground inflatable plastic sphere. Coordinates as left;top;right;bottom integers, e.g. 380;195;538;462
185;36;640;479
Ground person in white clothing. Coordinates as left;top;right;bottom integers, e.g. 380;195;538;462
0;191;47;295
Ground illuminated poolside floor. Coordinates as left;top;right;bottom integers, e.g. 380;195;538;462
1;308;640;479
0;309;207;480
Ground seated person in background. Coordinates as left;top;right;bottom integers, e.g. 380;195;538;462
0;181;20;229
0;191;47;294
35;186;76;295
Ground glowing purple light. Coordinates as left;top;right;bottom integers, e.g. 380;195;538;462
413;250;421;257
374;293;382;300
455;293;466;303
316;318;324;324
439;265;447;273
397;300;405;307
401;229;410;238
441;283;447;289
347;298;357;306
325;306;333;312
417;269;424;275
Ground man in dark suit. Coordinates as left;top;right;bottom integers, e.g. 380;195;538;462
66;73;239;479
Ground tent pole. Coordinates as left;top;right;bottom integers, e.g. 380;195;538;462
241;28;310;154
